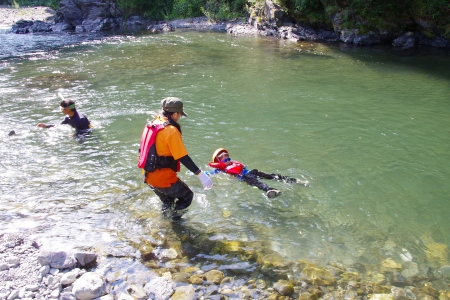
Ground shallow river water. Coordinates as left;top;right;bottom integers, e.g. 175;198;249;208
1;29;450;287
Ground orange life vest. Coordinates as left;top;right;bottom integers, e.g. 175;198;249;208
208;160;244;175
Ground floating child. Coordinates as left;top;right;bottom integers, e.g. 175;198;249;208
207;148;309;198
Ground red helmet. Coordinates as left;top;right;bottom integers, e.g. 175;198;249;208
212;148;229;162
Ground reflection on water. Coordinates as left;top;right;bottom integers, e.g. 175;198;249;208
1;29;450;283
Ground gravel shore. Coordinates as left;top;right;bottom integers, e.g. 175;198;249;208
0;5;55;29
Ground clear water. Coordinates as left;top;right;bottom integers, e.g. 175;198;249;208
1;30;450;275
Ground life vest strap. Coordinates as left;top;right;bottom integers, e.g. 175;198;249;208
157;156;175;161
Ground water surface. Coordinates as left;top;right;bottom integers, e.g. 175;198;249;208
1;29;450;279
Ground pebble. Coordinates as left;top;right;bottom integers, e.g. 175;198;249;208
6;256;20;268
7;290;19;300
4;242;15;248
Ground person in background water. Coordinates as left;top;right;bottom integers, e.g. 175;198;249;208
37;99;92;134
207;148;309;198
144;97;213;220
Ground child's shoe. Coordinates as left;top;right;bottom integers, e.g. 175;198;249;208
266;189;281;198
296;179;309;187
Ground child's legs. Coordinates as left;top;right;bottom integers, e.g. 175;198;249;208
248;169;296;183
242;174;272;192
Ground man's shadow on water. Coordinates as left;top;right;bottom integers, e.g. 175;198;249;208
165;207;318;260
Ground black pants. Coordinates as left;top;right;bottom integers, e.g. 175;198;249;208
149;179;194;211
241;169;297;192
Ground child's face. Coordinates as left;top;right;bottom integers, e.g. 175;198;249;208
217;152;229;162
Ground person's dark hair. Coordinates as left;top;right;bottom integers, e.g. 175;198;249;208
162;110;181;133
60;99;76;111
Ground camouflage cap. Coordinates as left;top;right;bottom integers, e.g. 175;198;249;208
161;97;187;117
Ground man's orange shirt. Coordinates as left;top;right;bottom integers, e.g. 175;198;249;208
145;116;188;188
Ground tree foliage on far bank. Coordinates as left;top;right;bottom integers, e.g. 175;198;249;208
117;0;247;20
115;0;449;37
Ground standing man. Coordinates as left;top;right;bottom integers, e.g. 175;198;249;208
37;99;91;134
140;97;213;220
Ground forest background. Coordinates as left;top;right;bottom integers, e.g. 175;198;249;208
4;0;450;39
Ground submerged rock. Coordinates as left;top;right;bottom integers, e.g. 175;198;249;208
213;240;244;254
189;273;206;285
170;285;196;300
152;247;178;261
205;270;224;284
440;290;450;300
439;265;450;279
273;279;294;296
301;265;336;285
366;272;386;285
420;283;440;298
381;258;402;272
425;243;449;267
369;294;394;300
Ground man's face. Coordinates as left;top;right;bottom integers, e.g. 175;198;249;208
60;106;70;115
172;112;182;122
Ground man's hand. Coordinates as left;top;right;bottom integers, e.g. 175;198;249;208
197;171;213;190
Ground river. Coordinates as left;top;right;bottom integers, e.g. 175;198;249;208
1;28;450;293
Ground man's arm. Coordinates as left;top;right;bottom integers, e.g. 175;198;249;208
179;155;201;174
37;123;55;129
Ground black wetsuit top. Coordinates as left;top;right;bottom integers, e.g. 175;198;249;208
61;111;91;133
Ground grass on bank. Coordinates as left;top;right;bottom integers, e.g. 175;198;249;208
9;0;59;9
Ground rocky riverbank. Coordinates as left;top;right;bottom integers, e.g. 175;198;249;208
0;232;101;300
3;2;449;50
2;227;450;300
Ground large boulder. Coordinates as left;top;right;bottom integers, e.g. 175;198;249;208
10;20;53;33
263;0;285;26
37;250;77;269
10;20;34;33
392;32;416;50
55;0;121;32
